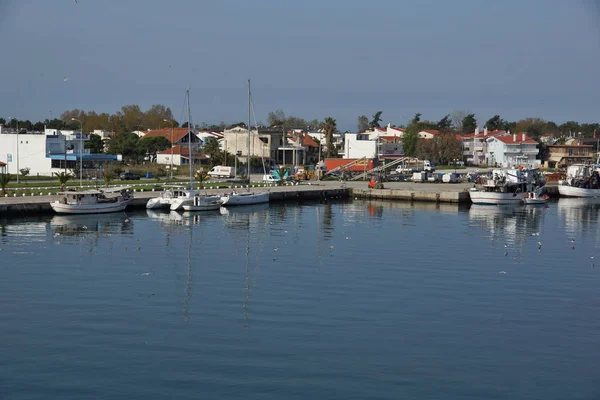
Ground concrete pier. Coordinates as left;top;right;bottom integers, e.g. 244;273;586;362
0;180;560;217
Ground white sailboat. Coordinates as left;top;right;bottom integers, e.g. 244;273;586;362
221;79;270;206
146;90;220;210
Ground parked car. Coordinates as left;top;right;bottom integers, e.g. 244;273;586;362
120;172;140;180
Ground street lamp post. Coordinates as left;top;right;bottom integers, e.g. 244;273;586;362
8;118;20;183
164;119;174;179
71;118;83;187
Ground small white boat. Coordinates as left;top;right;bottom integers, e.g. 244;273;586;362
182;196;223;211
221;191;269;206
523;191;549;205
50;187;132;214
146;188;176;209
169;189;221;211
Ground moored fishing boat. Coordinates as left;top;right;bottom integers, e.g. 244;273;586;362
50;187;132;214
558;162;600;198
468;167;545;205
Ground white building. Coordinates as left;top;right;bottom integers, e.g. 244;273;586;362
486;132;540;167
344;133;376;159
0;127;118;177
461;127;509;165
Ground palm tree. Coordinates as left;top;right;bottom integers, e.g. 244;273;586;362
275;166;288;186
54;171;72;190
194;170;210;189
0;173;11;195
103;170;115;187
322;117;337;158
202;137;222;166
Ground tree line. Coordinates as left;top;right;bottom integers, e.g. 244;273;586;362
356;110;600;139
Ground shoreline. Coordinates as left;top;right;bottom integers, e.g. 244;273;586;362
0;181;560;217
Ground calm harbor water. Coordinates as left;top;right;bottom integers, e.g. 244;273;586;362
1;199;599;399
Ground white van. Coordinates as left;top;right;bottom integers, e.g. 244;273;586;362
262;174;278;183
208;165;235;178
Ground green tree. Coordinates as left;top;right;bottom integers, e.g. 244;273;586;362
357;115;369;132
19;167;30;178
202;137;222;166
370;111;383;129
559;121;581;136
402;113;425;157
321;117;337;158
462;114;477;134
106;132;143;162
140;136;171;160
436;115;452;132
267;109;286;127
102;170;115;187
0;173;11;195
85;134;105;153
54;171;72;190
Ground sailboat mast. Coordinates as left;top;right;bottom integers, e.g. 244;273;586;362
247;79;251;184
187;89;194;190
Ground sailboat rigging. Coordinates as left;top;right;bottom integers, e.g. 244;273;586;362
220;80;270;206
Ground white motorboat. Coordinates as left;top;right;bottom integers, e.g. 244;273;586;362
469;167;545;205
221;80;269;207
523;191;549;205
146;188;176;209
182;196;223;211
50;187;132;214
169;189;220;211
221;190;269;206
558;162;600;198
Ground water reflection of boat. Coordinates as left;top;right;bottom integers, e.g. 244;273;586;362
557;198;600;234
220;203;270;230
469;204;544;243
50;212;130;236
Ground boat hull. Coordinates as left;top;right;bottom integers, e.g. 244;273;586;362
221;191;270;206
468;190;526;205
182;201;223;211
50;199;131;214
558;185;600;198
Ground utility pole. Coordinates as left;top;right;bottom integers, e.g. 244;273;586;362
164;119;174;179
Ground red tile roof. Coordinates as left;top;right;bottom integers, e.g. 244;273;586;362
421;129;440;135
157;145;207;157
492;133;538;145
144;128;194;144
0;161;6;166
290;132;319;147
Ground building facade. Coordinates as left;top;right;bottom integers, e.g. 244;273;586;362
486;133;540;167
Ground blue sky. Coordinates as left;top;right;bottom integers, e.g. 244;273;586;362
1;0;599;131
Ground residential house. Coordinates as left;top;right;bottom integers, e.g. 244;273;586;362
222;126;284;164
378;136;403;158
286;131;320;165
486;132;540;167
156;145;210;170
461;127;509;165
544;141;594;168
418;129;440;139
143;127;202;152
